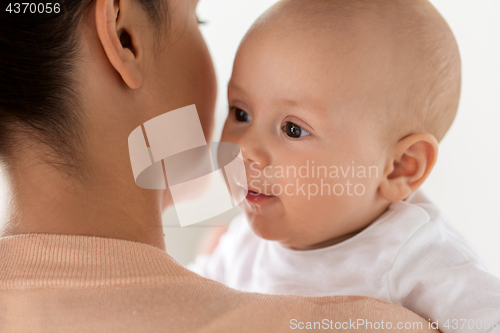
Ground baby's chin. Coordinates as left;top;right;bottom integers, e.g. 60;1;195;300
245;212;289;242
245;209;353;250
245;212;315;249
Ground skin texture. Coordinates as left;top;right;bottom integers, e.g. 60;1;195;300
221;0;460;250
0;0;216;251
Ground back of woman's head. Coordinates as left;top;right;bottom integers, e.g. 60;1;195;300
0;0;165;179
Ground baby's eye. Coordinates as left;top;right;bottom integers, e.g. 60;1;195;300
234;108;251;122
283;122;311;138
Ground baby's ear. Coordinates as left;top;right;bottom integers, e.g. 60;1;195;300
379;133;438;202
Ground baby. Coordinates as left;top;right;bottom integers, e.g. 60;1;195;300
189;0;500;331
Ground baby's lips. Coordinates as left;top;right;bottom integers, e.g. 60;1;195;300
243;182;275;197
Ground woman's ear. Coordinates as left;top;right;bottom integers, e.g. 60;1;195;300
95;0;143;89
379;133;438;202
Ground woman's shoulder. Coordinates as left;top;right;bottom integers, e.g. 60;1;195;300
0;233;435;333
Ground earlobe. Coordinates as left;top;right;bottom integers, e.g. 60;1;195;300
379;133;438;202
95;0;143;89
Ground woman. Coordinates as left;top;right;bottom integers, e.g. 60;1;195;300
0;0;437;331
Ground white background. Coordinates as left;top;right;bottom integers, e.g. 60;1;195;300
163;0;500;276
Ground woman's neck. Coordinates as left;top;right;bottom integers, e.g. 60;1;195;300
0;146;168;251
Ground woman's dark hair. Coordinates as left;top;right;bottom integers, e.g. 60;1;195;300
0;0;167;181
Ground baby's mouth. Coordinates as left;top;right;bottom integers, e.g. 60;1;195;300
245;188;275;203
247;189;262;196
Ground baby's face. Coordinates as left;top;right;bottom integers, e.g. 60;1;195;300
221;23;393;250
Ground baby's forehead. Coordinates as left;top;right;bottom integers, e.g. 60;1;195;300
236;8;396;108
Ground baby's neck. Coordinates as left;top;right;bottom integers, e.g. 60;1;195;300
283;230;362;251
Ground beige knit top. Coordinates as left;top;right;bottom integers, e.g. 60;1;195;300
0;234;436;332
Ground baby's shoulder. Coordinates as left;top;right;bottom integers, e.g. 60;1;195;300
388;190;486;269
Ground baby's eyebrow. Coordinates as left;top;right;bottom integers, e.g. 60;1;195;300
276;97;319;112
279;98;300;107
228;82;320;116
227;82;243;92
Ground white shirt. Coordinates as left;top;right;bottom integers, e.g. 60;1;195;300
188;190;500;332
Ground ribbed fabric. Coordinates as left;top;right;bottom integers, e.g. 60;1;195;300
0;234;436;332
0;233;192;289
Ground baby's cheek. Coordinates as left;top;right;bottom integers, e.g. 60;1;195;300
278;170;379;224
